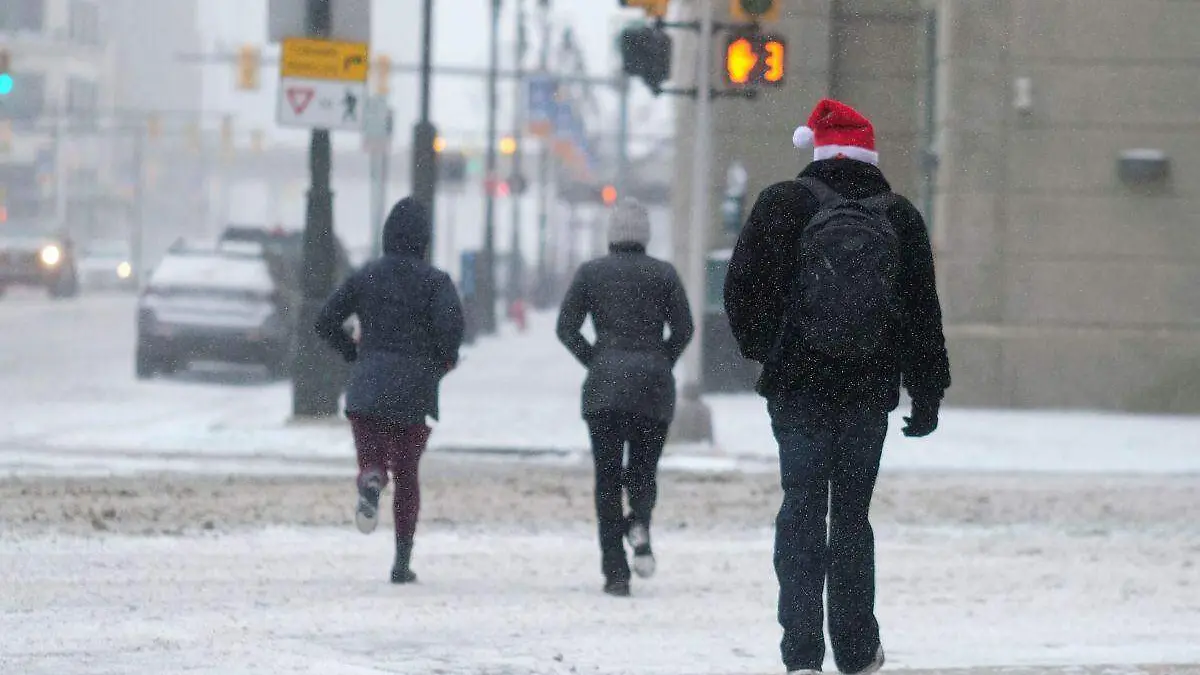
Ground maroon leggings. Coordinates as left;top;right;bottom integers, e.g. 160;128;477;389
349;414;431;540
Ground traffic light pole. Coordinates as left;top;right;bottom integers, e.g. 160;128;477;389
479;0;502;335
292;0;340;419
508;0;527;305
674;0;715;443
412;0;438;260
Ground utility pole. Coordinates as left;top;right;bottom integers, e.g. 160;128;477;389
479;0;502;334
534;0;553;307
508;0;527;304
615;74;631;202
130;126;146;289
292;0;339;418
412;0;438;258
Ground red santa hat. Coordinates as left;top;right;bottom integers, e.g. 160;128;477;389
792;98;878;165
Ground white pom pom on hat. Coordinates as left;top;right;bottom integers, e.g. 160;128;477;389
792;126;814;148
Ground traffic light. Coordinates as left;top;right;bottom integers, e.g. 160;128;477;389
730;0;779;22
724;34;786;87
621;25;673;96
0;49;13;96
601;184;618;206
372;54;391;96
499;136;518;155
619;0;670;17
236;44;260;91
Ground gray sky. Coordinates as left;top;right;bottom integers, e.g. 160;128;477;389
196;0;673;152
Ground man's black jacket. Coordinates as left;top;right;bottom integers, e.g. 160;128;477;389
723;159;950;410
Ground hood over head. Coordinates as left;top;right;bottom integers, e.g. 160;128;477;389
382;197;431;256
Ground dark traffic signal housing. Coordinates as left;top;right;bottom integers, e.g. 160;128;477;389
621;25;673;96
730;0;779;22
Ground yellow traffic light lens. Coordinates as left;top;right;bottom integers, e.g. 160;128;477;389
433;136;448;153
40;245;62;267
499;136;518;155
117;262;133;279
726;38;757;85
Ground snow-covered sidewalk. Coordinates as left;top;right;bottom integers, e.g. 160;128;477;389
3;524;1199;675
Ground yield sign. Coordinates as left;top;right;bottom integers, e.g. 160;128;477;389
286;86;315;115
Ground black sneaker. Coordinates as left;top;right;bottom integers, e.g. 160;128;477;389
355;474;384;534
603;579;631;597
626;521;656;579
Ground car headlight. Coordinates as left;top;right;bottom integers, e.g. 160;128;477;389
39;245;62;267
117;261;132;279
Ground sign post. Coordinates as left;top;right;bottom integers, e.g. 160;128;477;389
289;0;368;420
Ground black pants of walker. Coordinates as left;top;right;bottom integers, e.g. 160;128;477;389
768;392;888;674
586;411;668;583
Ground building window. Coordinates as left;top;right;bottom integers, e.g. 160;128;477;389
0;0;45;33
0;71;46;120
69;0;101;45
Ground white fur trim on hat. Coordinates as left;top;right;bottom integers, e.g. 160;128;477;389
792;126;814;148
813;144;879;165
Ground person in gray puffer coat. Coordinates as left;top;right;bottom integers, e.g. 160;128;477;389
556;198;694;598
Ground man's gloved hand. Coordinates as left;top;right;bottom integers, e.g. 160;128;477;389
902;398;940;438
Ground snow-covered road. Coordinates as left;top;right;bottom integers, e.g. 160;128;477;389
2;294;1199;477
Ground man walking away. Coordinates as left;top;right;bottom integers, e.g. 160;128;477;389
724;99;951;674
315;197;464;584
556;198;694;598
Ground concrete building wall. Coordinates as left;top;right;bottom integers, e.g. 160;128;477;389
935;0;1200;412
674;0;1200;412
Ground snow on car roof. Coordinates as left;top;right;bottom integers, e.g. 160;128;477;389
148;250;275;292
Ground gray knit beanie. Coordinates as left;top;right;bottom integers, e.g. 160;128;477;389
608;198;651;247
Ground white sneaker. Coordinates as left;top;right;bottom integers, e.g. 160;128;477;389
354;474;384;534
626;521;656;578
787;670;821;674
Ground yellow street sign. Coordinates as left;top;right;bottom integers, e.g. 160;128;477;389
280;37;369;82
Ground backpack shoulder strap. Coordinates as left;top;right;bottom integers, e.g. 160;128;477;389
859;191;898;211
796;177;843;209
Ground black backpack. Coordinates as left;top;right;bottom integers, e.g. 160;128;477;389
785;178;903;362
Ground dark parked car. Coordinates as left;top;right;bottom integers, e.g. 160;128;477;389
135;242;300;379
0;223;80;298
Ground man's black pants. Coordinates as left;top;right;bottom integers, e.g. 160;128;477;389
586;411;668;583
768;392;888;673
